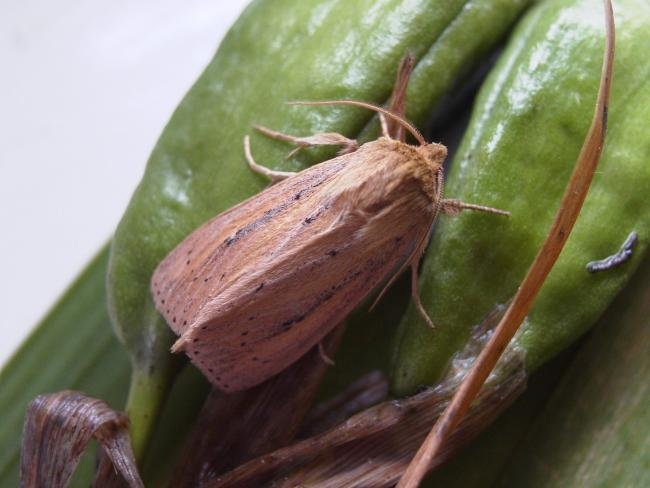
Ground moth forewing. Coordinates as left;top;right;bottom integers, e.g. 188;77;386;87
151;138;445;392
151;152;351;337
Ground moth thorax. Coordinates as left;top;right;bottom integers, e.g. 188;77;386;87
417;142;447;170
410;142;446;203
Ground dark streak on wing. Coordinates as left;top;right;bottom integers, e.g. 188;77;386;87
224;177;334;244
224;204;288;247
304;203;332;225
264;231;407;340
187;162;350;290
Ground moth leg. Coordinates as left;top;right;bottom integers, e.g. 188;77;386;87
318;341;336;366
243;136;297;184
411;262;435;329
440;199;510;217
254;124;358;158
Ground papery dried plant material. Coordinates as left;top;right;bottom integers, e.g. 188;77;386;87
301;370;389;438
170;326;345;487
20;390;142;488
383;53;416;143
206;344;525;488
398;1;615;486
151;56;508;394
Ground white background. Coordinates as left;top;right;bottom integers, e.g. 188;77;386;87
0;0;250;367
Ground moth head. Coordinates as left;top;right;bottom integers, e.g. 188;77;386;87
417;142;447;171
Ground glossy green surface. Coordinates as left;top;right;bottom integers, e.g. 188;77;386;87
500;252;650;487
106;0;531;457
0;246;130;488
392;0;650;395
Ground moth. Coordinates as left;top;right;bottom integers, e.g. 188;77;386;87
151;56;509;393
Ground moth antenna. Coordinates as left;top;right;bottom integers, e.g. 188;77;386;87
433;168;444;225
370;203;440;313
369;260;409;312
411;263;435;329
288;100;426;146
440;199;511;216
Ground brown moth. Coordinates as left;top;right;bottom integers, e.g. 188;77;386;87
151;56;508;393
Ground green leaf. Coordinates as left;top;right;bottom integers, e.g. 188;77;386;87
419;252;650;487
0;245;131;487
499;253;650;487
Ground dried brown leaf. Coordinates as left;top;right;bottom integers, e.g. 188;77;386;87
386;53;416;142
205;333;525;488
301;370;389;438
20;390;142;488
170;325;346;486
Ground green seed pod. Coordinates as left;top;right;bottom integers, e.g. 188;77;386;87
500;254;650;488
106;0;532;459
391;0;650;396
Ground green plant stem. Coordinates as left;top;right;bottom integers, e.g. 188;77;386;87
125;365;176;464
